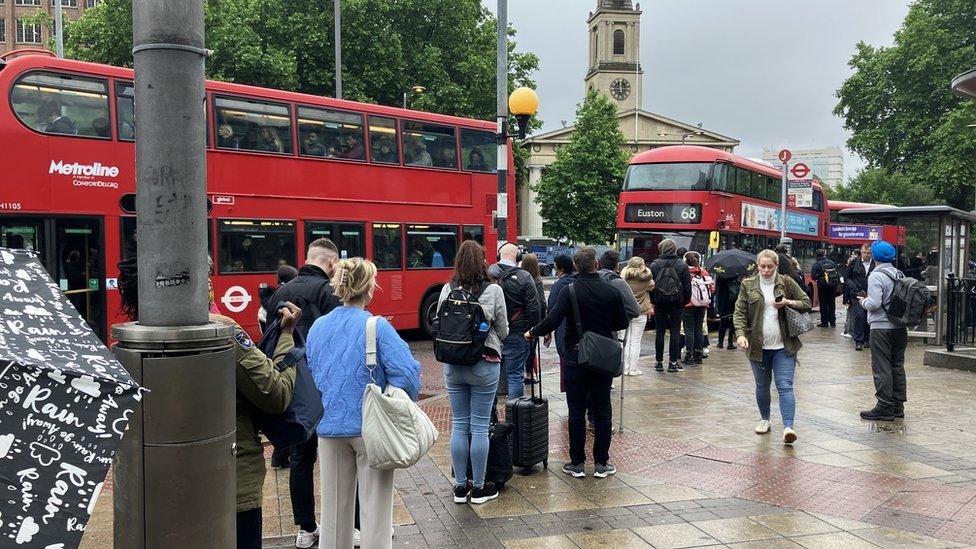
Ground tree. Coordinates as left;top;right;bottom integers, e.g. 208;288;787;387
532;90;629;245
828;168;939;206
63;0;538;123
834;0;976;209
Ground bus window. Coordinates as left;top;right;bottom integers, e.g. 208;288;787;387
711;164;728;192
368;116;399;165
459;129;496;173
214;96;292;154
406;224;458;269
462;225;484;245
305;221;365;259
217;219;296;273
402;121;457;169
298;106;364;160
11;71;110;138
116;82;135;140
624;162;710;191
372;223;402;270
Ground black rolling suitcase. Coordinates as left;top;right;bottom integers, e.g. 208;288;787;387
505;339;549;474
453;402;514;488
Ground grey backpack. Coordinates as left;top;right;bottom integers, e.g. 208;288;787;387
879;269;930;327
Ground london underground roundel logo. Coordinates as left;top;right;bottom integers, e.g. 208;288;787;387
221;285;252;313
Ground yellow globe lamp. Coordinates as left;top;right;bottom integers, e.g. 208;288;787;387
508;86;538;139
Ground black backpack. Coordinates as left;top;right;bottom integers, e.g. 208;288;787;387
654;259;684;305
879;269;930;327
432;283;489;366
821;260;841;290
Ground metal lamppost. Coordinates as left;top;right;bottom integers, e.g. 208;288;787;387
402;85;426;109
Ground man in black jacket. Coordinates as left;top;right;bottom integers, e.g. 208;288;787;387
649;239;692;372
268;238;343;548
845;243;875;351
527;246;629;479
810;250;837;328
496;243;540;400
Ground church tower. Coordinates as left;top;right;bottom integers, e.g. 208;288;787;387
584;0;643;112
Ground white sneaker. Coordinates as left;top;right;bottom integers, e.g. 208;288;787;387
754;420;771;434
353;527;362;547
295;526;319;549
784;427;797;444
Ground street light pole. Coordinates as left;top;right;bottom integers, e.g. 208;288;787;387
495;0;509;244
334;0;342;99
53;0;63;57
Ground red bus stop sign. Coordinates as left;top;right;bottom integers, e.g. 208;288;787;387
778;149;792;164
791;162;810;178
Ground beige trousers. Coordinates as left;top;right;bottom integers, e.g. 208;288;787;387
318;437;394;549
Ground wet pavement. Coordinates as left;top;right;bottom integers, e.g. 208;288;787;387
81;306;976;548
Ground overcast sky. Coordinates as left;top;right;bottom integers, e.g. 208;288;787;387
486;0;912;179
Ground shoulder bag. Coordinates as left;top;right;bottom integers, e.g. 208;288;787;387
568;284;623;377
360;316;438;470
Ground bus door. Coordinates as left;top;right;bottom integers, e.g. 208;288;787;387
0;216;106;341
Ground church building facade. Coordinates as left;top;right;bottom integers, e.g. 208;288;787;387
518;0;740;241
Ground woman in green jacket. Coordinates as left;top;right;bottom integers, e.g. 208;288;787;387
733;249;811;444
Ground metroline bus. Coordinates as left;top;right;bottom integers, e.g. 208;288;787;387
617;146;831;278
0;50;516;341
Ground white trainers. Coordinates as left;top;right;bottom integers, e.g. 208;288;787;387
754;420;771;434
295;526;319;549
784;427;797;444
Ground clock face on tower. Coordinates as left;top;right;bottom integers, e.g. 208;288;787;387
610;78;631;100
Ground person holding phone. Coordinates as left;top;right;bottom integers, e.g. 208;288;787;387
733;249;811;444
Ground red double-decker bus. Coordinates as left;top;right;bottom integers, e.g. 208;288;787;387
617;146;830;278
0;51;515;340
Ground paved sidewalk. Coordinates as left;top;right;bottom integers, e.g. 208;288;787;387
83;311;976;548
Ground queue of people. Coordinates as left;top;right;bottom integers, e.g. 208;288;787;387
115;233;917;548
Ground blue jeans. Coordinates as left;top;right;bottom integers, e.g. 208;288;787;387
501;333;529;399
444;359;500;488
749;348;796;428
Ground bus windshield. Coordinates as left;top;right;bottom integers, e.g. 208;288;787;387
624;162;713;191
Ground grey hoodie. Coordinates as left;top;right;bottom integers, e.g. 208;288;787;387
437;282;509;355
860;262;898;329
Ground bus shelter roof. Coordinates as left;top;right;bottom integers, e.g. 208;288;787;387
952;69;976;99
839;205;976;223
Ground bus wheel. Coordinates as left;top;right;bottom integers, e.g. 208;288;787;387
421;292;440;337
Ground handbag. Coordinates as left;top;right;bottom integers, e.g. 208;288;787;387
784;305;815;338
255;313;324;448
360;316;438;470
568;284;623;377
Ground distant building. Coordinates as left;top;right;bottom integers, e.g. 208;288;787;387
519;0;739;241
762;147;844;189
1;1;98;56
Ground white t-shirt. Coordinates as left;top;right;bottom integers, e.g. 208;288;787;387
760;276;784;350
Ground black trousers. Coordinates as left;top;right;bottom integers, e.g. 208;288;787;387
654;303;684;363
564;350;612;465
850;300;870;345
869;327;908;408
817;284;836;326
718;315;735;346
236;507;262;549
290;433;361;530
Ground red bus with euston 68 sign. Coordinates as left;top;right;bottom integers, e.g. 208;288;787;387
0;51;515;340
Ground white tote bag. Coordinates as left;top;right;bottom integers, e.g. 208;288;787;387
361;316;438;470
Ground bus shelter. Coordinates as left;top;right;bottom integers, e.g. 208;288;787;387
837;206;976;343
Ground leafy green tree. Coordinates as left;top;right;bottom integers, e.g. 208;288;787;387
828;168;939;206
63;0;538;122
532;90;629;245
834;0;976;208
